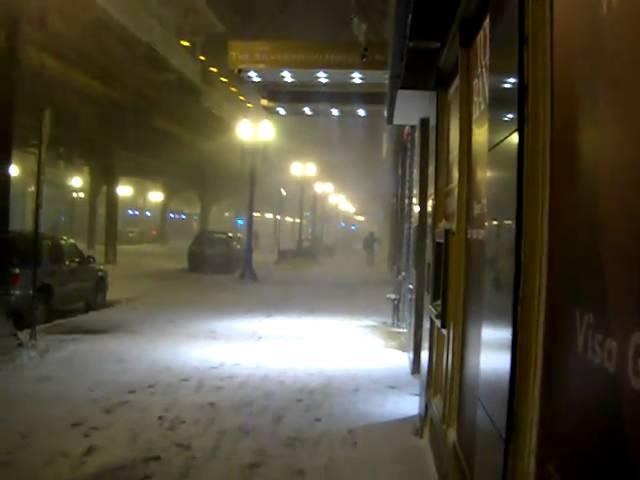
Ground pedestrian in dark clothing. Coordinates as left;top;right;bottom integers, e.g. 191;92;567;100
362;232;378;267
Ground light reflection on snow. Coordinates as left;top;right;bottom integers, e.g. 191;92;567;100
186;317;403;370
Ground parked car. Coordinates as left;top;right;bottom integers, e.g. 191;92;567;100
188;231;242;273
0;232;109;330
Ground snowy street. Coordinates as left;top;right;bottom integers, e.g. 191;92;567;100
0;245;436;480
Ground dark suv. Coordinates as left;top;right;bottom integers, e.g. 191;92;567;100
1;232;109;330
188;231;242;273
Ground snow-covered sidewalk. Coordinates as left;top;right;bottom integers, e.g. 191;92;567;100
0;248;437;479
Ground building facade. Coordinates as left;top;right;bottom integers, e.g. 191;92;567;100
387;0;640;478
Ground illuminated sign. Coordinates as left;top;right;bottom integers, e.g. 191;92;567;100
228;41;387;70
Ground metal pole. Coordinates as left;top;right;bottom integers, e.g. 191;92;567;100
276;190;284;257
30;108;51;341
87;165;99;251
239;146;258;281
319;198;326;249
310;191;318;253
104;164;118;265
296;181;305;251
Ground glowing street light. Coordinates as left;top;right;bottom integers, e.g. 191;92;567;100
339;200;356;214
8;164;20;177
116;185;134;197
147;191;165;203
290;161;317;178
235;118;255;142
328;193;345;206
314;181;335;194
289;161;318;250
290;161;303;176
311;181;336;251
304;163;317;177
69;176;83;189
257;119;276;142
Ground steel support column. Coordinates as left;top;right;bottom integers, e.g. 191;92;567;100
104;164;118;265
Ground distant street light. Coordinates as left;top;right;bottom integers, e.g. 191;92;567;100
328;193;345;206
289;161;303;177
8;164;20;177
236;118;276;281
276;187;287;258
311;181;335;250
235;118;255;142
289;161;318;251
147;191;165;203
339;201;356;214
116;185;134;197
257;119;276;142
69;176;83;189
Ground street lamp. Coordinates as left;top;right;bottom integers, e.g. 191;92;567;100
289;161;317;251
276;187;288;258
311;181;335;251
147;191;165;203
236;118;276;281
116;185;134;197
339;200;356;214
69;176;83;189
328;193;345;206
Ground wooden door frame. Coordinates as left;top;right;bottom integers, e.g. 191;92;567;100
505;0;550;477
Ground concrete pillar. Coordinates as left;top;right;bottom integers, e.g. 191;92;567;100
103;165;118;265
158;193;170;244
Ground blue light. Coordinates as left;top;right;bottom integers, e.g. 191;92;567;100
181;213;187;220
134;210;140;216
127;209;134;216
351;224;357;230
340;222;346;228
169;212;175;219
236;217;245;226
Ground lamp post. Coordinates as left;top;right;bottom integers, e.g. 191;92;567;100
312;181;334;252
276;187;286;258
236;118;276;281
289;161;317;251
336;196;356;248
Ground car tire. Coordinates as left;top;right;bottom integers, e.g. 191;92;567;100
87;281;107;312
